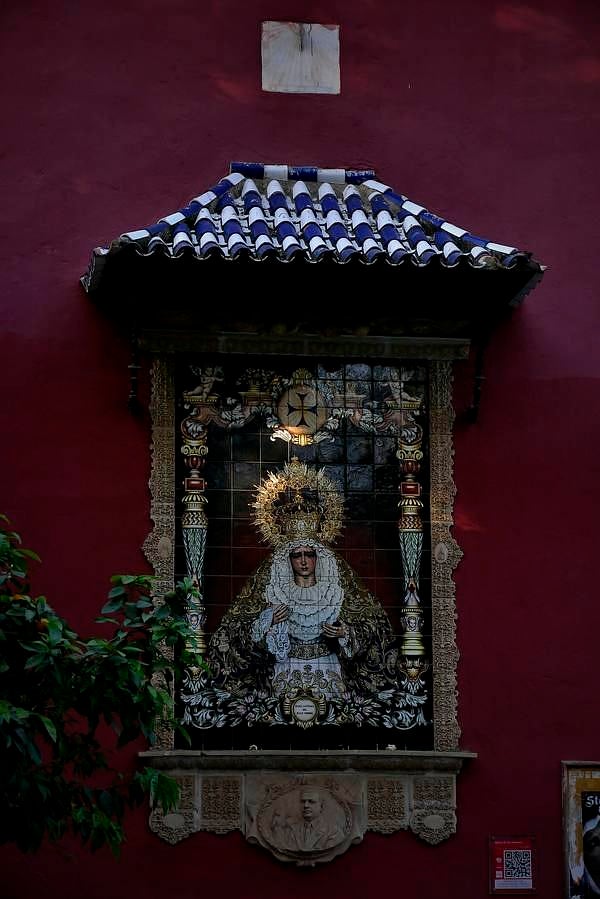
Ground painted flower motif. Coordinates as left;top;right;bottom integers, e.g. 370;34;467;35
331;693;381;726
229;693;266;724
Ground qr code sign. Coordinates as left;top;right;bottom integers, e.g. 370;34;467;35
504;849;533;879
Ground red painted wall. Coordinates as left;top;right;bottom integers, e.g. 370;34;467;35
2;0;599;895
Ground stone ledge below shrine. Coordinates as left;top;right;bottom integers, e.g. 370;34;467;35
139;749;476;860
140;748;475;772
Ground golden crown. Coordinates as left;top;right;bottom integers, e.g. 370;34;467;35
252;458;344;548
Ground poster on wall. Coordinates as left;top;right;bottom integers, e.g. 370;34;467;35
563;763;600;899
489;836;536;893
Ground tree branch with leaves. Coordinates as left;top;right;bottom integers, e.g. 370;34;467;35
0;516;203;855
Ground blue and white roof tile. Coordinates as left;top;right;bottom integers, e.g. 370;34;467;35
82;162;539;292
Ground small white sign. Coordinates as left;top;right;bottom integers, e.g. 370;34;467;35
261;21;340;94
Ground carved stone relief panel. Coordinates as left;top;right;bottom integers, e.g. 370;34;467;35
246;774;365;866
367;777;409;833
410;775;457;845
145;755;471;862
148;774;196;845
199;776;242;833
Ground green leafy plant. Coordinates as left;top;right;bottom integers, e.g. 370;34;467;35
0;515;204;855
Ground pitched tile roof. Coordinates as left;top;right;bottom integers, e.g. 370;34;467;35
82;162;542;295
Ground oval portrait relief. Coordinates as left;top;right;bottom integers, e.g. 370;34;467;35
258;784;351;856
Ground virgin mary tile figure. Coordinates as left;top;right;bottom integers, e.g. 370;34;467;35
206;459;397;708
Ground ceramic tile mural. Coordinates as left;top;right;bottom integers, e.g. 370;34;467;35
175;358;432;748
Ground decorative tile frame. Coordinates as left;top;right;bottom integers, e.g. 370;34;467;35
143;357;462;754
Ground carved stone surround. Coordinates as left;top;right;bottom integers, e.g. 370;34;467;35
142;750;475;862
141;357;473;860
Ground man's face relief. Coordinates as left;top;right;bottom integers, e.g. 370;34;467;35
289;545;317;582
301;790;322;821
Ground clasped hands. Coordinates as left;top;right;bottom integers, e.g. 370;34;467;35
322;621;349;639
270;604;348;639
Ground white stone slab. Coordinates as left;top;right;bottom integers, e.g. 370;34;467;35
261;22;340;94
